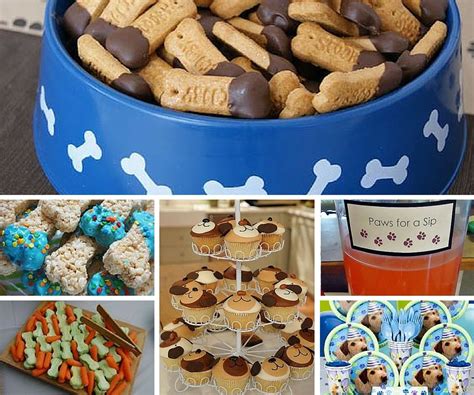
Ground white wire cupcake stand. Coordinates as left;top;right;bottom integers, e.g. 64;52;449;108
167;200;312;394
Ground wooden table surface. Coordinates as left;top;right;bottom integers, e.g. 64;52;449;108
1;30;473;195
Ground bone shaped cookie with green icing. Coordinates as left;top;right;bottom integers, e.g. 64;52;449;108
48;358;63;378
24;348;36;369
91;335;110;358
70;366;85;389
22;332;36;349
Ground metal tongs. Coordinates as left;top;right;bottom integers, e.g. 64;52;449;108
80;305;142;356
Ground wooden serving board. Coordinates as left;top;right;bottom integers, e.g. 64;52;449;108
0;302;147;395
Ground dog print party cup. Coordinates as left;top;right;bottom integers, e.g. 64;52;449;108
349;351;399;394
324;323;379;363
347;300;396;347
388;341;414;371
446;360;472;394
420;323;473;362
325;360;352;394
400;351;449;394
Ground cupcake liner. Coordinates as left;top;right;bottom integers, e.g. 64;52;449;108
224;278;251;291
257;279;275;294
289;365;313;379
223;310;260;331
266;306;298;322
255;376;289;393
214;376;249;395
192;236;223;254
225;240;260;259
161;356;181;370
181;305;216;324
260;234;283;251
181;369;212;386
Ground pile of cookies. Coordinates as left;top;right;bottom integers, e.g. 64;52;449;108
0;200;154;296
63;0;448;118
8;302;139;394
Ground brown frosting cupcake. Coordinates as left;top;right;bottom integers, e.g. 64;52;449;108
262;284;303;322
253;265;287;293
161;317;204;340
169;278;203;303
212;355;251;393
180;287;218;324
187;266;223;293
251;356;290;392
180;349;218;384
190;219;225;253
223;263;253;290
216;215;236;235
289;328;315;350
275;343;314;368
160;332;193;369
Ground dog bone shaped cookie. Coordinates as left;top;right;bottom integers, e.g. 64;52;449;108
138;54;172;103
164;18;227;75
313;62;402;113
203;18;296;76
331;0;382;34
423;109;449;152
106;0;197;68
24;348;37;369
292;22;385;73
361;155;410;189
85;0;156;45
70;366;84;389
344;32;409;55
91;335;110;358
210;0;260;20
308;159;342;195
81;354;101;371
403;0;448;26
61;341;74;359
47;357;63;378
99;359;118;380
228;17;292;60
161;69;272;118
22;332;36;349
121;152;173;195
51;340;62;358
63;0;110;39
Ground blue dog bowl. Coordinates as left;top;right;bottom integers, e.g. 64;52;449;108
34;0;466;195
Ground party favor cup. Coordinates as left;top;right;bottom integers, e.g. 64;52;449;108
33;0;465;194
325;361;352;394
446;362;471;394
388;341;414;370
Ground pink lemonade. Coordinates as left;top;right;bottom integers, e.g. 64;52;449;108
343;244;463;295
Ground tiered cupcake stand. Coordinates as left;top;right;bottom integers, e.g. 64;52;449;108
165;200;313;394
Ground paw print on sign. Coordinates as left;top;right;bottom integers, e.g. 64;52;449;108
404;238;413;248
417;231;426;240
374;237;383;247
432;235;441;245
360;229;368;238
387;232;396;241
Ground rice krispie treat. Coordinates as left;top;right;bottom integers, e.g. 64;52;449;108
41;200;93;233
103;208;154;289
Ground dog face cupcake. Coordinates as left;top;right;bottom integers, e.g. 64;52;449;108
251;357;290;393
253;266;287;293
262;284;302;322
161;317;204;340
190;218;224;254
274;273;308;302
223;290;262;331
289;327;315;350
254;217;285;250
160;332;193;370
275;342;314;379
212;356;251;394
187;266;223;293
224;219;262;259
223;263;254;291
281;316;313;341
180;287;217;324
180;349;218;385
169;277;203;305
